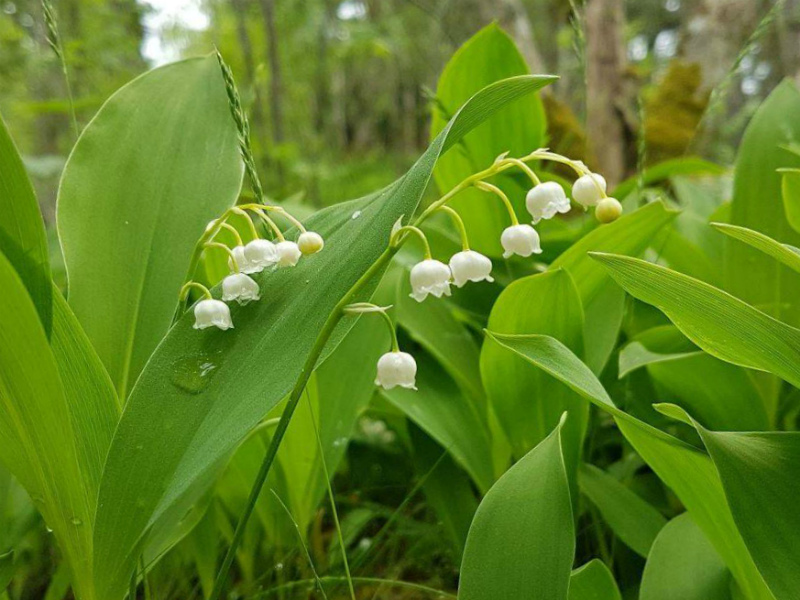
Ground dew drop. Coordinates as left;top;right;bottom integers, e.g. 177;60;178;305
71;517;83;526
45;525;53;533
170;354;220;395
351;210;362;220
274;562;284;571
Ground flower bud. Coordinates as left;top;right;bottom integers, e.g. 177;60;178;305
526;181;570;223
409;259;452;302
193;299;233;331
449;250;494;287
298;231;324;255
375;351;417;390
222;273;261;304
500;224;541;259
572;173;607;207
243;239;278;272
595;197;623;223
275;240;302;267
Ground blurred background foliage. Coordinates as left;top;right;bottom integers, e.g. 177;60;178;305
2;0;799;219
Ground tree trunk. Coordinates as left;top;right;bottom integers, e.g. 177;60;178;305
476;0;545;72
258;0;285;184
585;0;627;186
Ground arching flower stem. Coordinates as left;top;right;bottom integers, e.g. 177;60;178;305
179;281;212;301
217;222;243;246
343;303;399;351
205;242;240;273
474;181;519;225
437;205;470;251
239;204;286;241
505;157;541;186
390;225;432;259
230;207;260;241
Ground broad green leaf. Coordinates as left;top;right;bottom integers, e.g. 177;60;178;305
0;465;36;554
618;325;698;378
620;325;769;431
725;80;800;327
0;112;51;334
431;23;546;256
485;333;772;600
0;251;95;600
551;201;677;373
57;55;244;399
591;253;800;390
657;405;800;600
640;513;732;600
481;269;586;488
578;463;666;557
612;157;724;200
0;550;13;592
714;222;800;275
567;560;622;600
458;416;573;600
383;354;494;492
92;74;557;600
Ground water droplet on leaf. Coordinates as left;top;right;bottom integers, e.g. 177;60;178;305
170;354;221;394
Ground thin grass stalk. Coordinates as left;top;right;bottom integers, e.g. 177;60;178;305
41;0;78;139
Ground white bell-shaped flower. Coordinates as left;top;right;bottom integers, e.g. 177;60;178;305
375;351;417;390
298;231;324;255
572;173;607;207
222;273;260;305
227;245;256;274
501;224;542;259
526;181;570;223
275;241;302;267
243;239;279;272
449;250;494;287
409;259;452;302
193;299;233;331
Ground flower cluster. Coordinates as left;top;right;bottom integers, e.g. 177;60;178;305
181;205;324;331
370;150;620;392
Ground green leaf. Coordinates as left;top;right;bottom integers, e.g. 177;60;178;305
551;201;678;373
657;404;800;600
591;252;800;391
725;80;800;325
640;513;732;600
612;157;724;200
578;463;666;557
431;23;547;256
458;416;574;600
618;325;698;378
0;550;13;592
567;559;622;600
0;251;96;600
713;222;800;275
57;55;244;399
92;73;557;600
484;332;772;600
481;269;586;488
0;112;51;334
780;168;800;233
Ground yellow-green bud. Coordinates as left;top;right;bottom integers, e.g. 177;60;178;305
297;231;324;255
595;197;623;223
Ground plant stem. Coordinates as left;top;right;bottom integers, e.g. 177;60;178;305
207;247;396;600
437;205;470;251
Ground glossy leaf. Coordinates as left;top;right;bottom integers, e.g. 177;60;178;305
781;168;800;233
578;463;666;557
714;222;800;275
485;332;772;599
458;416;574;600
430;23;547;256
592;252;800;390
724;80;800;331
640;513;732;600
0;112;51;334
92;73;557;600
618;325;698;378
57;55;244;398
567;560;622;600
481;269;586;486
658;404;800;600
550;201;677;372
